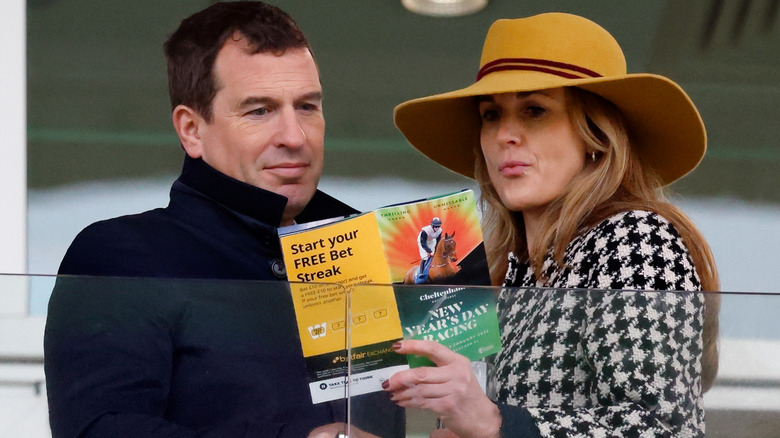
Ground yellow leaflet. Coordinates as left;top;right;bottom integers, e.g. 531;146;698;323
282;213;402;357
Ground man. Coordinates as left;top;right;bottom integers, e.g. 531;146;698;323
44;2;400;437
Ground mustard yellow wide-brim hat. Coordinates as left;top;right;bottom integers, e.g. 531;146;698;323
394;12;706;185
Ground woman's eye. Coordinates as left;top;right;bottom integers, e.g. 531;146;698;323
480;109;499;122
526;106;546;118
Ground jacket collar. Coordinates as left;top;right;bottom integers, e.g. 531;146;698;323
176;155;357;227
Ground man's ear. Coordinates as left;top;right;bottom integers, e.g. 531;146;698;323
172;105;206;158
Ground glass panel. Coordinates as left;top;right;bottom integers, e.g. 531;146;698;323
349;284;780;438
0;275;348;438
705;292;780;438
3;277;779;437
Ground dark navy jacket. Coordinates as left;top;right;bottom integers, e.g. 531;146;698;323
45;156;401;437
56;156;355;280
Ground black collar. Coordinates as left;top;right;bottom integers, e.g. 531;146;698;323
178;155;289;226
177;155;358;226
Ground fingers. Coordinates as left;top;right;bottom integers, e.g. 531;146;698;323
307;422;344;438
307;423;381;438
384;340;473;401
384;365;462;392
384;340;501;438
430;428;459;438
393;340;467;367
388;380;460;405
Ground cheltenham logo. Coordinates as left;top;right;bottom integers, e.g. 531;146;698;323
308;323;327;339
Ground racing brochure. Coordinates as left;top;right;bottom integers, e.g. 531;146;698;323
279;189;493;403
393;285;501;368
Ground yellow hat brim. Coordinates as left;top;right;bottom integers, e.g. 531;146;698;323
394;70;706;185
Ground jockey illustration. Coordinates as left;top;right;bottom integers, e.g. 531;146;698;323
417;217;443;276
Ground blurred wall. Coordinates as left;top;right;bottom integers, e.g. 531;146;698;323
2;0;26;283
26;1;780;200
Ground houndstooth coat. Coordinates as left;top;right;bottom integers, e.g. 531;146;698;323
488;210;706;438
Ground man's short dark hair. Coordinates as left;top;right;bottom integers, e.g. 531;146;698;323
164;1;310;121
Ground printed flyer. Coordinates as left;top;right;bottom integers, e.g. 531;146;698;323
288;282;407;404
278;190;493;403
393;285;501;368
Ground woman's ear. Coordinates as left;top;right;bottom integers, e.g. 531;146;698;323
172;105;205;158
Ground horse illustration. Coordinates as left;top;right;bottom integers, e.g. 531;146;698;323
404;231;461;284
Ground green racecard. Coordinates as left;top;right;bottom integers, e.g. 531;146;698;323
394;286;501;367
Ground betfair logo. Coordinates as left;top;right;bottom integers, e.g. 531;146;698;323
308;323;327;339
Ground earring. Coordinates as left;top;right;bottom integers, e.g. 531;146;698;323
591;151;596;162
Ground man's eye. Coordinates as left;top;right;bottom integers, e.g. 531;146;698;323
298;103;319;112
249;107;269;116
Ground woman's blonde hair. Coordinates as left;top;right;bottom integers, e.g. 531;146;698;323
475;87;720;391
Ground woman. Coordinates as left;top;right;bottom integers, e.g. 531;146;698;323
385;13;720;438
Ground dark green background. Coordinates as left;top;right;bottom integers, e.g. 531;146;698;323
27;0;780;201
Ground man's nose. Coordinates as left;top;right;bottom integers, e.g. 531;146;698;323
277;109;306;148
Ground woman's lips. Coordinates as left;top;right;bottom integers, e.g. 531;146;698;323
498;160;529;176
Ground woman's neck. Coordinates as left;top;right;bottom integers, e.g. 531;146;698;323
522;209;543;256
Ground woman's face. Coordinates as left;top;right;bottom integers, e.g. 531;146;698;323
479;88;586;217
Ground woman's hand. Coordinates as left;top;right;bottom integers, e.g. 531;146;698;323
307;422;346;438
383;340;501;438
431;428;460;438
307;423;380;438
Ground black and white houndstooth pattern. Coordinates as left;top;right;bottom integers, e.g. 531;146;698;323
489;210;706;438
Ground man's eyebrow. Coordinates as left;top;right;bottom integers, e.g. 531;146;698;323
297;91;323;103
238;96;275;109
238;91;323;109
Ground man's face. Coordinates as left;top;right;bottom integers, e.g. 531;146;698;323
194;39;324;226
